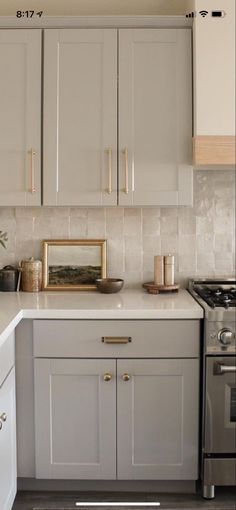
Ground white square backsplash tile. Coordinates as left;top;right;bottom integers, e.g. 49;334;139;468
0;170;234;287
124;208;142;238
160;215;178;235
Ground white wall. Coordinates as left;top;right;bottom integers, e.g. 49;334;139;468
193;0;235;135
0;0;191;16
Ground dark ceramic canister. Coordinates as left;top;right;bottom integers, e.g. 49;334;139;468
0;265;19;292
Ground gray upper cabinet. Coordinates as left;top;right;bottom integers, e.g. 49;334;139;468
0;30;41;206
0;27;192;207
119;29;193;206
43;29;117;206
43;28;193;207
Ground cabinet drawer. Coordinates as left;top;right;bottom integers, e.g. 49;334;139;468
0;332;15;388
33;320;199;358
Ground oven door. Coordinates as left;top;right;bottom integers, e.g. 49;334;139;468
205;356;236;453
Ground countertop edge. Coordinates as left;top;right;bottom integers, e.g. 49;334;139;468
0;310;23;347
0;290;204;347
23;309;203;320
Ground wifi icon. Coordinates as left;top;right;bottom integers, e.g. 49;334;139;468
199;10;208;17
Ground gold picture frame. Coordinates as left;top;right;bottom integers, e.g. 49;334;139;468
42;239;107;291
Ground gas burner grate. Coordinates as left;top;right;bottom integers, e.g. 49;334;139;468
195;286;236;309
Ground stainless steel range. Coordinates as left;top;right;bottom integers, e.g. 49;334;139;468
189;278;236;499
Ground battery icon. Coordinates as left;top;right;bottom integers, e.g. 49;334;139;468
211;10;226;17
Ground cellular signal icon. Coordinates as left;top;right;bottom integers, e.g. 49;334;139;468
199;10;209;17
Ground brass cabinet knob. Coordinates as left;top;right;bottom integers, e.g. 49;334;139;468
122;373;130;382
0;421;2;430
103;373;112;382
0;413;7;422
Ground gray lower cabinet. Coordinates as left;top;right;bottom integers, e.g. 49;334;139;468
0;331;16;510
34;358;116;479
33;319;199;481
117;359;199;480
33;320;199;480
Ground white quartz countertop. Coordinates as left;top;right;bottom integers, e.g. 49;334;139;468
0;289;203;347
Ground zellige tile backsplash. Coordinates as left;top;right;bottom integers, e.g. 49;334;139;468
0;170;235;288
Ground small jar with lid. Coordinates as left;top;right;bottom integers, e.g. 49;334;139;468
20;258;42;292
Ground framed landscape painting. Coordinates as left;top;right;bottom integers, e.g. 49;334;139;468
42;239;107;290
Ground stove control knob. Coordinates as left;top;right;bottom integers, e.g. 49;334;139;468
218;328;234;346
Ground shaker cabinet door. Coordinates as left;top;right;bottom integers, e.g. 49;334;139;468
43;29;117;206
0;368;16;510
117;359;199;479
119;29;193;206
34;358;116;479
0;30;41;206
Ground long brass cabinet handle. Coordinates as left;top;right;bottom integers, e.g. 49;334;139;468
106;148;112;194
29;148;36;194
102;336;132;344
123;148;129;194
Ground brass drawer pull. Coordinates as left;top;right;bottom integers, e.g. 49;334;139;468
102;336;132;344
122;373;131;382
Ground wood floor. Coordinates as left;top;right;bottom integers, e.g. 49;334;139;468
12;488;236;510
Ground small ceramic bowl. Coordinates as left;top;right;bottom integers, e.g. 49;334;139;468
95;278;124;294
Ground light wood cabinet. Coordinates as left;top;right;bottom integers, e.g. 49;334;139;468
0;30;41;206
33;320;199;481
43;28;193;206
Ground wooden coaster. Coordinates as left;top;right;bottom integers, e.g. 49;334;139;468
143;282;180;295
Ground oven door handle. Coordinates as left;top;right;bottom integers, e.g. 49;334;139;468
214;362;236;375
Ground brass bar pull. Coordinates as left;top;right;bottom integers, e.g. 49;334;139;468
122;373;131;382
106;148;112;194
123;148;129;194
103;373;112;382
102;336;132;344
29;149;36;194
